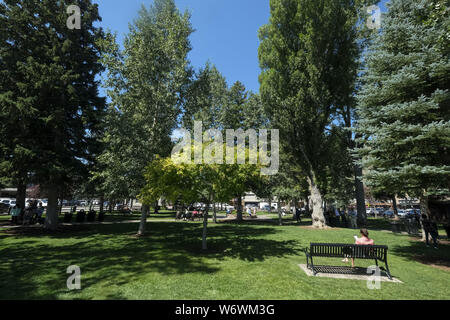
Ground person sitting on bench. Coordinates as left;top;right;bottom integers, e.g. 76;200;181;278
342;228;374;267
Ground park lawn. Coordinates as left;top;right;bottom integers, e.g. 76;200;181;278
0;218;449;300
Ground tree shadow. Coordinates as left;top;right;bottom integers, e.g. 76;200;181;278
0;221;301;299
389;237;450;269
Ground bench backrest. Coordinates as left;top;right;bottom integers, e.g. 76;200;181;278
310;243;388;260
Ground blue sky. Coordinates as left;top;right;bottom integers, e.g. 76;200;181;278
94;0;389;94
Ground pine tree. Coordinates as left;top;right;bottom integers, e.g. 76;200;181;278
355;0;450;218
0;0;107;229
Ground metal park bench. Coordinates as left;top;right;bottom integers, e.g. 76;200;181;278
305;243;392;280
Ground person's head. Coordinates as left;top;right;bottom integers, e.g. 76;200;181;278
360;228;369;238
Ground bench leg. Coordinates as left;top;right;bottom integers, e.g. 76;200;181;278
384;260;392;280
310;257;317;276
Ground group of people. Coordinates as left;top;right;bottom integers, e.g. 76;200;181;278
323;207;357;228
176;207;205;221
10;200;45;225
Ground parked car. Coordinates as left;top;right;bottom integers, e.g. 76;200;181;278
383;210;394;217
397;209;408;217
77;200;88;206
1;199;12;206
406;209;420;216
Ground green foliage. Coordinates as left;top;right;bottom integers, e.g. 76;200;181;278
96;0;193;200
258;0;364;225
0;0;106;194
182;63;229;130
355;0;450;198
141;143;264;206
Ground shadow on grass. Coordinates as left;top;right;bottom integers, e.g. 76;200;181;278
389;237;450;270
0;221;301;299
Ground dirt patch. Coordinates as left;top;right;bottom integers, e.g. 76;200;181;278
414;256;450;272
1;224;91;236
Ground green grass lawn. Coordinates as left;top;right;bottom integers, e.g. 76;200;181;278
1;216;449;300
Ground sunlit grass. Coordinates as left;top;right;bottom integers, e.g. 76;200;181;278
1;216;449;300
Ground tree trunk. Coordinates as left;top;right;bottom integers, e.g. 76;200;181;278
305;197;310;215
99;195;104;214
16;182;26;211
137;204;149;236
420;195;430;241
293;197;297;220
277;198;282;226
58;193;63;215
308;175;326;228
354;164;367;226
392;197;399;220
236;195;243;222
45;184;59;230
202;200;210;250
213;201;217;223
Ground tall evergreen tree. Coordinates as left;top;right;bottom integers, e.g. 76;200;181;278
0;0;106;229
355;0;450;219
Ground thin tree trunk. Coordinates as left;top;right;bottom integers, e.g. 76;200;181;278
236;195;243;222
213;201;217;223
392;197;399;220
137;204;149;236
420;195;430;241
45;184;59;230
16;182;26;211
277;198;282;226
308;175;326;228
99;195;104;214
354;164;367;227
202;197;211;250
293;197;297;220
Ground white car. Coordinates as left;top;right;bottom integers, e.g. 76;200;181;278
40;199;48;207
1;199;12;206
397;210;408;216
